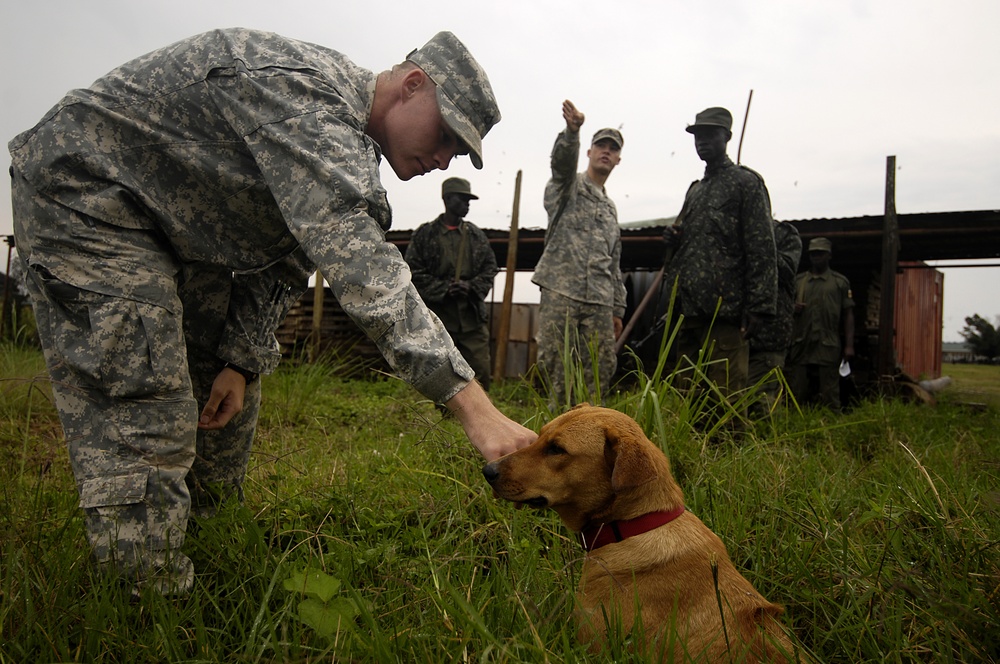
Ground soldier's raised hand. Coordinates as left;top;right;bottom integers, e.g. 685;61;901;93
563;100;585;133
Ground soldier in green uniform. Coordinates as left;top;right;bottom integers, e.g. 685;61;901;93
9;29;535;596
663;107;777;421
786;237;856;410
406;177;499;390
533;100;626;409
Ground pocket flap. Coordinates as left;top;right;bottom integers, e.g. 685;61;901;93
79;470;149;509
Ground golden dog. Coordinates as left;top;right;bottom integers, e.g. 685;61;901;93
483;405;800;662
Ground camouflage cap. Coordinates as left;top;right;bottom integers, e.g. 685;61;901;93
591;128;624;149
442;177;478;199
808;237;833;252
407;32;501;170
686;107;733;134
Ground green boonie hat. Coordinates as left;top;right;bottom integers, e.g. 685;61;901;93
591;128;624;149
407;32;501;170
686;107;733;134
442;177;478;199
808;237;833;252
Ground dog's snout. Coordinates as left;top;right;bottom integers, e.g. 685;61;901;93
482;462;500;485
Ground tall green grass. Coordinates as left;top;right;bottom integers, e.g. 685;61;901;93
1;342;998;662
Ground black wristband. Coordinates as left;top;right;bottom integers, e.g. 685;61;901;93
224;362;259;385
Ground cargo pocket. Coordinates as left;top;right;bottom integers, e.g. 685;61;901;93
79;469;150;512
92;298;188;397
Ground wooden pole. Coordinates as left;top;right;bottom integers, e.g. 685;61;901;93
615;266;664;354
492;170;522;384
311;269;325;362
736;89;754;165
877;156;899;382
1;237;13;340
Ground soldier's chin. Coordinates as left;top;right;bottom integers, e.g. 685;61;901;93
386;158;420;182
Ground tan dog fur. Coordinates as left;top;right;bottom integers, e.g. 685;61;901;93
483;405;800;662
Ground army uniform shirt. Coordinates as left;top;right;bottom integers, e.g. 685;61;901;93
531;129;627;318
406;215;499;333
9;28;473;404
666;156;778;325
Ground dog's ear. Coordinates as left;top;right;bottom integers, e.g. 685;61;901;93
570;402;592;411
605;424;658;491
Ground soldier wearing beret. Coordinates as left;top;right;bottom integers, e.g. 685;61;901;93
532;100;627;409
785;237;856;410
9;28;534;596
406;177;499;390
663;106;778;423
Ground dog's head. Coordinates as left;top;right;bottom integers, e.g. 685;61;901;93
482;405;681;531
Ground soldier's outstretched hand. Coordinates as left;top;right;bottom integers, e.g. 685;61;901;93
563;100;585;133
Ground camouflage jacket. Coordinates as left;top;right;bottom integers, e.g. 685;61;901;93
405;215;499;331
531;129;627;318
8;28;473;403
750;221;802;352
665;157;777;325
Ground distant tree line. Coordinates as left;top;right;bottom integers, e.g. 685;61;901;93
959;314;1000;362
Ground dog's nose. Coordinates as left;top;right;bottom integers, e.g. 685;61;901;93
482;463;499;485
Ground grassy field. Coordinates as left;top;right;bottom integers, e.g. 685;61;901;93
1;345;998;662
940;362;1000;409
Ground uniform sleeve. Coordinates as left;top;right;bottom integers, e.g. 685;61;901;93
611;233;627;318
542;129;581;235
839;275;855;310
243;109;473;403
405;224;452;303
742;177;778;317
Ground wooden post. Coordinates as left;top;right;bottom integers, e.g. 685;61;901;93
736;89;753;166
1;236;13;340
492;170;522;384
311;269;325;362
877;156;899;382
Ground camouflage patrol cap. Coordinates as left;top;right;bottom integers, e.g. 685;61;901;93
407;32;501;170
808;237;833;252
591;128;624;149
442;177;478;199
686;107;733;134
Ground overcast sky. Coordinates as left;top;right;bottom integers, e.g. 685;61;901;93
2;0;998;341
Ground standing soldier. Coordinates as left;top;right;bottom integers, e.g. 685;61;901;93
786;237;856;410
532;100;626;409
406;177;499;390
748;220;802;413
663;106;777;420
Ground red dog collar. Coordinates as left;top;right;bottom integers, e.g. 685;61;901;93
580;505;686;552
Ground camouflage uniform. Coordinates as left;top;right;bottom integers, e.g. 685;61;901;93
786;269;854;409
9;28;487;594
748;221;802;410
405;215;499;389
532;129;626;407
666;156;777;400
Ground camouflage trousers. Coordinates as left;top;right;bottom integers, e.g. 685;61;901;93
536;288;617;409
674;320;749;426
13;176;260;595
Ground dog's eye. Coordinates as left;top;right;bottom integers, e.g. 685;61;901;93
544;443;567;456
